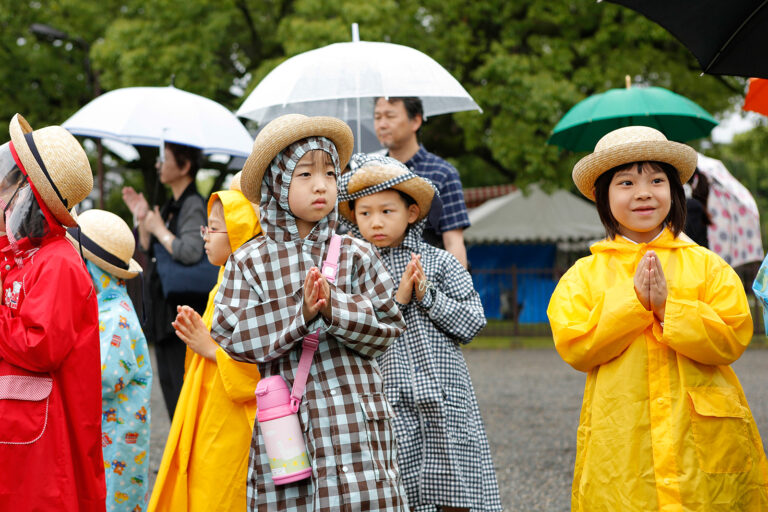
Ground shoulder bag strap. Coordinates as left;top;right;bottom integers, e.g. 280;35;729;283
290;234;342;412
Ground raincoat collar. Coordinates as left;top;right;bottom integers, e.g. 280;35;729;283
261;136;339;244
591;227;697;254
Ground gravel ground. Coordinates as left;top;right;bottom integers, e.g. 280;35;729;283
147;347;768;511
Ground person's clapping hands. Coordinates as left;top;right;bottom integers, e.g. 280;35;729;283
302;267;331;322
172;305;219;361
122;187;149;222
634;250;667;323
395;253;429;304
143;206;165;235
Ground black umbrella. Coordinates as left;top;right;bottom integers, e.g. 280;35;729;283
603;0;768;79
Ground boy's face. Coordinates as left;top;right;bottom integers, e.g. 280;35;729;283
288;150;337;231
353;189;419;248
608;162;671;243
204;200;232;266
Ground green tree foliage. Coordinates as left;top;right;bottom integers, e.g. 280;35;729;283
2;0;747;212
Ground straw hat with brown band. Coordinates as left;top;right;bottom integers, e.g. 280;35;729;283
9;114;93;227
240;114;354;204
67;209;143;279
572;126;697;201
338;158;435;223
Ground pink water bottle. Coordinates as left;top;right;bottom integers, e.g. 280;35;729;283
256;375;312;484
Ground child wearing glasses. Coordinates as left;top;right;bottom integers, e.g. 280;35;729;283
149;178;263;512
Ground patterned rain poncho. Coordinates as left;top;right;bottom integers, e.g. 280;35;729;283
212;137;408;511
88;261;152;512
339;157;502;512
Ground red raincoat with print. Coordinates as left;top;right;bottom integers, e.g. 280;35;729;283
0;185;106;510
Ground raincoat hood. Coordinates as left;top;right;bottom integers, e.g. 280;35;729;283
260;136;339;244
208;189;262;254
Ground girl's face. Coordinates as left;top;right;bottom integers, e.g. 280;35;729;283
203;200;231;266
353;190;419;248
288;150;337;237
608;162;671;243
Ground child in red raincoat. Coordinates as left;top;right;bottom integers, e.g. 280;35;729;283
0;114;105;511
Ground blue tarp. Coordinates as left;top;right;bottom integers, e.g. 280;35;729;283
468;243;557;323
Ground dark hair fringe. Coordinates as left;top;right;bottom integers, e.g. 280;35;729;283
166;142;203;181
593;161;687;239
349;189;417;213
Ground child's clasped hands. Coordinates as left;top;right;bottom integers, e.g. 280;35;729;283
634;250;667;322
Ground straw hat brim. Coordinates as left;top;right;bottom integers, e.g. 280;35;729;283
9;114;91;227
338;165;435;223
240;115;354;204
573;139;697;201
66;209;143;279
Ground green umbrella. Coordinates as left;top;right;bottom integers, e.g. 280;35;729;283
548;81;718;152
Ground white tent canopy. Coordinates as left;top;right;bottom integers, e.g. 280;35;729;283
464;186;605;244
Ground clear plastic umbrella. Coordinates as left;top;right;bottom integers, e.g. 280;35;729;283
237;26;481;152
63;86;253;157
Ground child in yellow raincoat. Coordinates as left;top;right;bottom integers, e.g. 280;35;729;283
548;126;768;511
149;175;262;511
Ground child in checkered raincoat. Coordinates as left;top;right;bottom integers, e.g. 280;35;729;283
212;115;408;512
339;154;502;512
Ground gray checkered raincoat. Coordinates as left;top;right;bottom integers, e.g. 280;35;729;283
212;137;408;511
340;161;502;511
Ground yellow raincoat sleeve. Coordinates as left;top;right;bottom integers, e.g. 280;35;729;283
662;256;753;365
215;347;260;404
548;259;655;372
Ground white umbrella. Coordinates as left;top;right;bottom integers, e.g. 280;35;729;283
237;27;481;151
63;86;253;158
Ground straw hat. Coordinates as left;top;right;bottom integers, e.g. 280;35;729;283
229;171;243;191
338;163;435;223
68;209;142;279
9;114;93;227
572;126;697;201
240;114;354;203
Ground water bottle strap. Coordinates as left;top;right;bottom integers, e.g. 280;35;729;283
290;234;342;412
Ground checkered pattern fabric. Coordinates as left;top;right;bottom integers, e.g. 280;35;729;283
212;136;408;511
339;153;434;204
403;146;470;234
341;191;501;510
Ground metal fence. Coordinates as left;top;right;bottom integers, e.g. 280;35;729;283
472;263;766;338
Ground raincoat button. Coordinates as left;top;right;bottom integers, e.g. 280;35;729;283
657;397;664;404
663;478;671;486
4;265;9;270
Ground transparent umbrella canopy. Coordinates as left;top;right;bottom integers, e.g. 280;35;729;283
548;79;718;152
237;28;481;152
63;86;253;158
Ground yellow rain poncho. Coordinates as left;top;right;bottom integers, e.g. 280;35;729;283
149;190;262;512
548;228;768;511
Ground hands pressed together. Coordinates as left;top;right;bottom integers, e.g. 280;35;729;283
633;250;667;323
395;253;429;305
302;267;332;323
173;305;219;361
122;186;164;233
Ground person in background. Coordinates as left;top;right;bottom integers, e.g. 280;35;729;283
684;168;712;248
149;175;262;512
374;97;470;268
122;142;207;418
0;114;105;510
68;209;153;512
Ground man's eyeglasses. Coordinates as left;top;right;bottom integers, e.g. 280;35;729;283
200;225;228;238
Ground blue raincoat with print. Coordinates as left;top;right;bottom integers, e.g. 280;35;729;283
88;261;153;512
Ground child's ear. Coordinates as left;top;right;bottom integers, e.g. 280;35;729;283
407;204;420;224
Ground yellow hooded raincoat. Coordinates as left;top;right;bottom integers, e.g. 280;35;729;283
149;190;262;512
548;229;768;511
